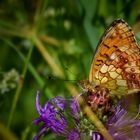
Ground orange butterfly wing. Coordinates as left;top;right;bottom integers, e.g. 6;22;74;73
89;19;140;96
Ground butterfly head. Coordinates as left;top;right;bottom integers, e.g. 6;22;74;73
78;80;95;93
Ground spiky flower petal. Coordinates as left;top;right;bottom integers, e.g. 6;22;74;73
33;91;80;140
107;103;140;140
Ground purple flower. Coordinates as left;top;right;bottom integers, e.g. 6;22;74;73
66;128;80;140
70;96;80;119
91;103;140;140
33;91;80;140
107;103;140;140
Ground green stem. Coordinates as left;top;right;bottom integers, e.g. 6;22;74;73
79;97;114;140
2;38;43;86
0;122;18;140
83;105;113;140
21;126;30;140
7;43;34;128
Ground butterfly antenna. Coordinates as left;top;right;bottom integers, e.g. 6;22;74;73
64;66;85;81
64;66;78;77
46;74;78;83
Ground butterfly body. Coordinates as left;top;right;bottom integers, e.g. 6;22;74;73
80;19;140;115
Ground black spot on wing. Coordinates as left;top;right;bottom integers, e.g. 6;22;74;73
97;59;104;63
103;43;110;49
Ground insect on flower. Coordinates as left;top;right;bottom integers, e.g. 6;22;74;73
79;19;140;116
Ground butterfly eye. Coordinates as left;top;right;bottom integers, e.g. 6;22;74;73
87;102;91;106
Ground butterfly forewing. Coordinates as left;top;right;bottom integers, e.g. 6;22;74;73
89;19;140;96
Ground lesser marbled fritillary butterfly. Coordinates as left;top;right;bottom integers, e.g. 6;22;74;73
79;19;140;115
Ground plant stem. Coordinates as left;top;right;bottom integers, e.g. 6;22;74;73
79;97;114;140
0;122;18;140
83;105;113;140
1;38;53;98
32;35;64;77
7;44;34;128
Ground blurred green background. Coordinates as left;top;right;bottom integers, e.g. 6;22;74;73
0;0;140;140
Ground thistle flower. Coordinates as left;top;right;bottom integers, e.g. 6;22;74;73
106;103;140;140
91;103;140;140
33;91;80;140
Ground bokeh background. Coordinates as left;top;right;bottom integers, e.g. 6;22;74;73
0;0;140;140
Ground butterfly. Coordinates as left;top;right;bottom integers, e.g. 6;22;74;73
79;19;140;115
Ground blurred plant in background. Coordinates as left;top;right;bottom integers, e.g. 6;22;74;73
0;69;19;94
0;0;140;140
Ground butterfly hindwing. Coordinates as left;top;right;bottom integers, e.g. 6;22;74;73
89;19;140;96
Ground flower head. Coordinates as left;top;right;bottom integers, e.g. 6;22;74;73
107;102;140;140
33;91;80;140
